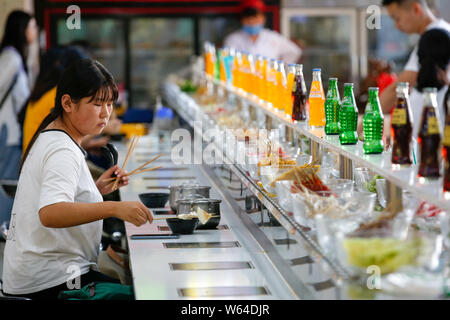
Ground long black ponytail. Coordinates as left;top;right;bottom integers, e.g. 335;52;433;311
20;59;118;172
417;28;450;92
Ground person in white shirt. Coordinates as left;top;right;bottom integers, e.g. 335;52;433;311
0;10;38;230
2;59;153;300
223;0;302;64
380;0;450;113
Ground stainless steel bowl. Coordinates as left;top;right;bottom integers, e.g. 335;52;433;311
176;198;221;229
168;184;211;212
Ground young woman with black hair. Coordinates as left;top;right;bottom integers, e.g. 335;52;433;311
0;10;38;228
2;59;153;300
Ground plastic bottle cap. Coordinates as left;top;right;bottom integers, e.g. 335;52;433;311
344;83;354;86
312;68;321;72
288;64;295;66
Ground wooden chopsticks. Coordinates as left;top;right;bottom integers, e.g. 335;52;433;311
104;135;162;192
103;165;163;183
153;215;220;221
112;135;139;189
103;136;162;191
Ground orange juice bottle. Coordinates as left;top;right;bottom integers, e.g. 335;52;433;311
267;59;278;109
248;53;256;95
309;68;326;127
254;55;261;98
261;57;269;102
232;51;242;89
219;49;226;82
204;42;212;76
276;61;287;112
285;64;296;119
241;52;249;92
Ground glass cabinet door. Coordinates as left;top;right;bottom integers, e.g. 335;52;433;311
281;9;357;89
56;18;126;85
198;16;241;49
360;9;417;76
130;18;194;108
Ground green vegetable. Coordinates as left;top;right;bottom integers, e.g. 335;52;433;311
180;80;198;93
365;174;384;193
343;237;422;274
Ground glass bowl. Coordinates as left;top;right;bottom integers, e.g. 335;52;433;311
335;230;441;277
275;180;293;212
260;164;296;194
353;167;374;192
325;178;354;200
290;188;372;232
315;191;377;255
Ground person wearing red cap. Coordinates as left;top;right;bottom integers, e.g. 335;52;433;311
224;0;301;64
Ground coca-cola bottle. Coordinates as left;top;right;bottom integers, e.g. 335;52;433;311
418;88;442;180
391;82;413;166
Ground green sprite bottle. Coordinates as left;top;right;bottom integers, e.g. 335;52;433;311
339;83;359;145
215;49;221;80
363;87;384;154
324;78;340;135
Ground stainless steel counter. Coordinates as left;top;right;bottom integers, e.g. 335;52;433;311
117;134;324;300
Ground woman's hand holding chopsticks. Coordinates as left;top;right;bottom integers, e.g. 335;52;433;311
100;136;163;192
96;165;130;195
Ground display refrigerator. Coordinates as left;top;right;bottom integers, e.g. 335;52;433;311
281;6;418;94
38;0;280;109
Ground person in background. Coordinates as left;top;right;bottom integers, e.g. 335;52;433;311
2;59;152;300
224;0;302;64
0;10;38;229
23;46;122;163
359;58;397;112
23;46;79;152
380;0;450;113
409;28;449;138
377;60;397;94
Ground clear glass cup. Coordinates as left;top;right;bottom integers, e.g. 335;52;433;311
375;178;387;208
290;192;314;229
348;191;376;219
353;167;372;192
326;178;354;200
275;181;293;212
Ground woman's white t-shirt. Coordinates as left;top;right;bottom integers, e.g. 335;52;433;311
2;130;103;295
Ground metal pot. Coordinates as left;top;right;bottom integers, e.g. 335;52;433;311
176;198;221;229
168;184;211;212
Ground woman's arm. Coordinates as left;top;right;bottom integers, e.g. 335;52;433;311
39;200;152;228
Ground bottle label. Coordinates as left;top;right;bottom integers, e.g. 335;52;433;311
391;108;407;126
428;117;439;135
444;125;450;146
309;82;324;99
